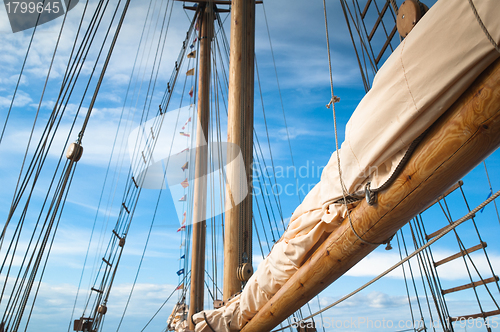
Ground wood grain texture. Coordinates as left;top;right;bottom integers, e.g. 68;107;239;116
241;58;500;332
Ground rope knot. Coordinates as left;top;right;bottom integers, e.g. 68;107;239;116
326;96;340;109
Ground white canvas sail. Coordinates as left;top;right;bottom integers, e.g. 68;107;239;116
193;0;500;330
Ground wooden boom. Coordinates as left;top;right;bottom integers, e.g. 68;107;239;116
241;57;500;332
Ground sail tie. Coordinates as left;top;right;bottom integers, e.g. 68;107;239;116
467;0;500;53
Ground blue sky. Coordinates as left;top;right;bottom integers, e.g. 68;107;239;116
0;0;499;331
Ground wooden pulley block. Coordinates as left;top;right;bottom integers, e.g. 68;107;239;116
66;142;83;162
237;262;253;282
97;304;107;315
397;0;429;38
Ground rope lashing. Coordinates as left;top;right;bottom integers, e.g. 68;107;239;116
467;0;500;53
271;188;500;332
326;96;340;109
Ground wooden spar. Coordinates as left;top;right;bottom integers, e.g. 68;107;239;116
188;4;212;329
241;58;500;332
223;0;256;300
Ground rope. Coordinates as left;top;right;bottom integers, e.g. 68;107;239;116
203;312;216;332
271;188;500;332
324;0;379;247
467;0;500;53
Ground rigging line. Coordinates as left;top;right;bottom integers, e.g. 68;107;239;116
8;160;78;331
22;165;77;332
261;2;301;202
437;198;500;312
7;0;106;211
138;0;175;126
352;0;376;80
271;188;500;332
352;0;378;67
67;0;156;327
255;58;284;222
0;1;44;146
325;0;376;247
0;0;108;259
408;223;439;332
252;147;281;235
139;274;191;332
340;0;370;92
115;196;159;331
0;0;77;248
412;216;452;329
483;161;500;226
371;0;395;53
395;231;418;330
458;185;500;294
410;219;445;329
84;33;194;320
400;224;427;326
78;0;132;141
344;0;377;86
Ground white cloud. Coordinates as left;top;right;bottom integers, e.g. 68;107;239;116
345;248;500;282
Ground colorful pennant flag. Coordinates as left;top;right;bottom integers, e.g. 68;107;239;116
176;283;184;290
177;225;186;232
179;194;187;201
182;117;192;130
186;68;195;76
176;268;184;276
181;178;189;188
176;148;189;155
181;162;189;171
187;50;196;58
188;86;193;98
180;255;185;259
480;189;493;213
179;132;190;137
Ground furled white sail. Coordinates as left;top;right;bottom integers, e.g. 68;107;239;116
194;0;500;330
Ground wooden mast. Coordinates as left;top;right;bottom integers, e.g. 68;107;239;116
240;58;500;332
224;0;256;300
188;3;212;329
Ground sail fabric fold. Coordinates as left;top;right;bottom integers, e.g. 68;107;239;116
194;0;500;331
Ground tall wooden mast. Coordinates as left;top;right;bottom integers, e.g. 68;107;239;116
188;3;212;329
223;0;256;300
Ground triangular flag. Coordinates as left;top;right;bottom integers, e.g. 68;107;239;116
186;68;195;76
179;194;187;201
179;132;190;137
180;255;185;259
177;225;186;232
190;44;195;50
176;268;184;276
181;178;189;188
188;86;193;98
181;162;188;171
176;283;184;290
480;189;493;213
176;148;189;155
180;240;185;248
181;212;186;225
187;50;196;58
182;117;192;130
